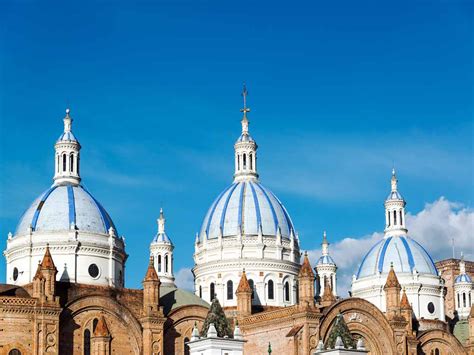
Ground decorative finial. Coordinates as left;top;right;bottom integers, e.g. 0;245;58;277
158;208;165;234
66;108;70;115
391;168;398;192
63;108;72;132
240;83;250;134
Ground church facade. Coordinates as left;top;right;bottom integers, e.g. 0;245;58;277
1;92;473;354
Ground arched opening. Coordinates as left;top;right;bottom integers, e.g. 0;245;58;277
184;337;190;355
284;281;290;302
249;153;253;170
210;282;215;301
8;350;21;355
77;156;80;174
93;318;98;332
157;255;162;272
248;279;255;299
84;329;91;355
165;255;169;273
243;153;247;169
57;155;60;173
393;210;397;225
388;212;391;226
199;285;202;298
268;280;274;300
399;210;403;225
457;293;460;308
70;154;74;172
463;292;466;307
227;280;233;300
62;154;67;172
469;292;472;306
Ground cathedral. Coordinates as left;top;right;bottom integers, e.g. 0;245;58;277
0;90;473;355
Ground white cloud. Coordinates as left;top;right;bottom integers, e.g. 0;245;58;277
175;267;195;291
308;198;474;296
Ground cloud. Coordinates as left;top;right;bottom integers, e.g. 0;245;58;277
308;197;474;296
175;267;195;291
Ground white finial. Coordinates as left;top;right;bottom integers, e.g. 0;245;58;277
63;108;72;132
66;108;70;114
191;322;200;341
233;322;243;340
391;169;398;192
322;231;329;256
357;338;366;350
334;336;345;349
240;83;250;134
7;232;12;240
207;323;218;338
158;208;165;235
460;252;466;274
316;340;324;351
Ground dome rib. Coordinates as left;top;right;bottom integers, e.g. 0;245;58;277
253;182;278;233
67;185;76;227
248;181;262;230
205;183;235;237
219;183;240;235
377;237;392;274
31;185;59;231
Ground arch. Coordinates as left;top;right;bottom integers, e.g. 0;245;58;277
243;153;247;169
83;329;91;355
61;294;142;354
268;279;274;300
165;254;169;273
284;281;290;302
70;154;74;172
319;298;396;354
62;154;67;172
199;285;202;298
57;155;60;173
457;293;460;308
417;329;466;355
388;211;391;226
237;154;240;170
8;350;21;355
248;279;255;299
210;282;215;301
227;280;234;300
393;210;397;225
399;210;403;225
463;292;466;307
249;153;253;170
158;255;162;272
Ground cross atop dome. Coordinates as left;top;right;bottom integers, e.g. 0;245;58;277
240;83;250;134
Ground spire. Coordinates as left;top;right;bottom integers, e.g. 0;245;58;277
322;231;329;256
93;316;110;337
40;244;56;271
234;84;258;182
384;263;401;289
144;256;159;282
460;252;466;274
299;251;315;277
237;270;252;293
54;108;81;185
400;288;411;309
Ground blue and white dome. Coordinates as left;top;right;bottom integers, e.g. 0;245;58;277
15;183;117;236
455;273;472;284
356;235;438;279
317;255;336;265
199;180;295;240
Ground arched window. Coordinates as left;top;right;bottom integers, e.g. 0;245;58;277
248;279;255;300
457;293;460;308
165;255;169;273
388;212;391;226
284;281;290;302
8;350;21;355
77;156;80;174
268;280;274;300
243;154;247;169
93;318;98;332
70;154;74;172
237;155;240;170
399;210;403;225
249;153;253;170
435;349;440;355
84;329;91;355
210;282;215;301
393;210;397;225
62;154;67;172
463;293;467;307
184;337;190;355
227;280;233;300
199;285;202;298
57;155;60;173
157;255;162;272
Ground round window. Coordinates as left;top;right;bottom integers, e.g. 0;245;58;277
427;302;435;314
13;267;18;281
88;264;100;278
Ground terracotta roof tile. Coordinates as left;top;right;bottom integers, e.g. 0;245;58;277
236;271;252;293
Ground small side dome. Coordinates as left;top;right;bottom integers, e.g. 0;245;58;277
317;255;336;265
356;235;438;279
15;184;117;236
455;274;472;284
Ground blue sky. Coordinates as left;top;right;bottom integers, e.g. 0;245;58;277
0;1;472;289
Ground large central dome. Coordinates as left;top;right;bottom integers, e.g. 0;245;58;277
199;180;295;241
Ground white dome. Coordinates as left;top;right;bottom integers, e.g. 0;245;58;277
199;180;295;241
356;235;437;279
15;183;117;236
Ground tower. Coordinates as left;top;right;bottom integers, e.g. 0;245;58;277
233;83;258;182
454;254;473;319
150;208;175;285
315;231;337;298
298;252;315;307
54;109;81;185
236;270;252;318
384;264;401;321
384;169;407;236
